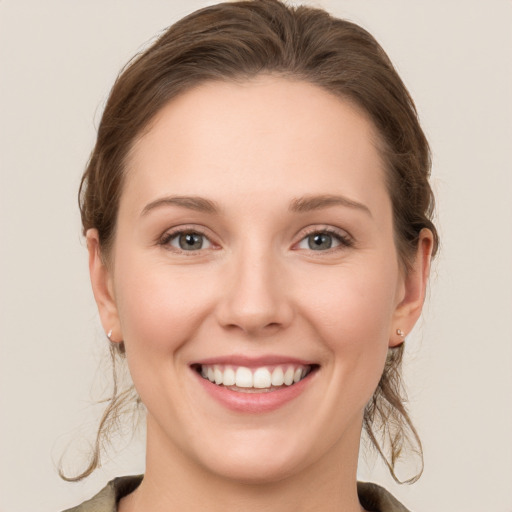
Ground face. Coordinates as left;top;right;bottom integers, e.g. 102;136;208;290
89;76;430;484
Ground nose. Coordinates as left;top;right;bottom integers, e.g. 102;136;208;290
215;246;294;336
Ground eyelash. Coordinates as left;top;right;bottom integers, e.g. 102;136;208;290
296;226;354;252
159;226;214;253
158;226;353;253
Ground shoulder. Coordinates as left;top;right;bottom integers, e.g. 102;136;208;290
357;481;411;512
63;476;408;512
61;475;143;512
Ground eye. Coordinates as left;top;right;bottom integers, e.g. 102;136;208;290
296;229;351;251
165;231;212;251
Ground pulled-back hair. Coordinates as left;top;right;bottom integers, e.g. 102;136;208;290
71;0;438;484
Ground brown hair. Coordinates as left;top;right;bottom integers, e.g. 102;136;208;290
71;0;439;483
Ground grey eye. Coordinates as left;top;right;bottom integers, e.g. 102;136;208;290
307;233;333;250
170;232;211;251
297;232;344;251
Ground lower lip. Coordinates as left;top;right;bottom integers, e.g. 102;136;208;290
193;369;316;413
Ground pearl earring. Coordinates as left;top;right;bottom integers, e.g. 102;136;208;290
107;329;113;340
396;328;405;337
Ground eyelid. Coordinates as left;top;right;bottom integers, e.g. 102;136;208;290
158;224;219;252
157;224;353;253
293;225;353;250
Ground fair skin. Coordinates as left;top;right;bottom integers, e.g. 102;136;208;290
88;76;432;512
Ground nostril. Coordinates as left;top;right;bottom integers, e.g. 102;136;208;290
221;320;285;336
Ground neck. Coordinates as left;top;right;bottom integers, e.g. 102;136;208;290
119;416;366;512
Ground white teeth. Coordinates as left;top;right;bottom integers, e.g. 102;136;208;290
235;367;253;388
284;367;295;386
214;366;223;385
271;367;284;386
253;368;272;388
199;363;312;390
223;367;236;386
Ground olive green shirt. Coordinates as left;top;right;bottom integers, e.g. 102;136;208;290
62;475;411;512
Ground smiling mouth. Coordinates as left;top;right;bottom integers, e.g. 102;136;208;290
192;363;318;393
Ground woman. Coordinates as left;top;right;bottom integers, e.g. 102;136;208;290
64;0;438;510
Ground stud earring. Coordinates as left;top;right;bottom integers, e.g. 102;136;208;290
396;328;405;337
107;329;113;340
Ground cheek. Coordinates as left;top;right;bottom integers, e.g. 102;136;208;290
113;256;217;359
303;258;397;334
297;257;399;389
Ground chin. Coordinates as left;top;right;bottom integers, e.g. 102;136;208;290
190;429;311;485
203;451;305;485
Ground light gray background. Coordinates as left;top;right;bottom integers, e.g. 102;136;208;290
1;1;511;511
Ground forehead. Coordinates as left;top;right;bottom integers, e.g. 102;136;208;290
122;76;389;218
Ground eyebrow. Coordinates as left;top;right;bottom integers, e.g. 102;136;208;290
141;195;220;216
290;194;372;217
140;193;371;217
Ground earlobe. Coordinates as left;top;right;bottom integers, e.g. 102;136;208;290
390;229;434;347
86;229;122;342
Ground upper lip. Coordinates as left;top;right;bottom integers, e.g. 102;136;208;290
190;355;317;368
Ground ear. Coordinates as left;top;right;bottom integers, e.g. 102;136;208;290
390;228;434;347
86;229;122;343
